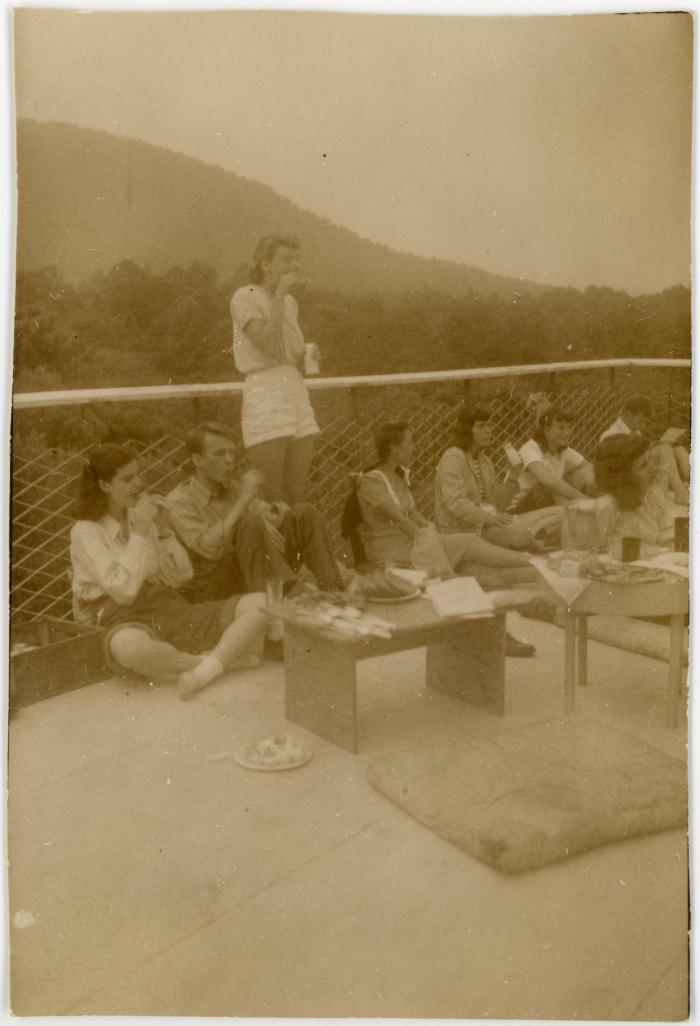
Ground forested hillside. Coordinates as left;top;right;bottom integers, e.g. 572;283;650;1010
13;120;691;454
14;259;691;394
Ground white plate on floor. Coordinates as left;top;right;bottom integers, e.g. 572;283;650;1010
234;734;312;772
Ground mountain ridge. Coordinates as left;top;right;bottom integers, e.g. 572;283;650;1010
16;118;549;298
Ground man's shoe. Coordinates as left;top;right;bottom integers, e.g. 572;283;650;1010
505;632;536;658
519;596;557;623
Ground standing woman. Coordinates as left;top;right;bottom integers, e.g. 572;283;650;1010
231;235;320;504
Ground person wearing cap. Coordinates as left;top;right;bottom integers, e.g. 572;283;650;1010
600;395;688;504
600;395;652;443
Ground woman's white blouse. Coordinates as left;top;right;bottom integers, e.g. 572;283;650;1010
70;514;193;607
231;285;305;374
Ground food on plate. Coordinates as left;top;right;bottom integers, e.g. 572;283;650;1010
348;570;418;601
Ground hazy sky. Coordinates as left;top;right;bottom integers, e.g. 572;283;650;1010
13;8;692;294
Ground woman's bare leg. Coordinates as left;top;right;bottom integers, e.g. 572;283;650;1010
178;592;269;700
285;435;316;505
212;592;268;666
246;437;290;502
485;506;563;549
514;506;564;535
441;532;533;569
109;627;200;683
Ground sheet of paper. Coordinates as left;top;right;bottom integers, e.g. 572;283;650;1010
425;576;494;618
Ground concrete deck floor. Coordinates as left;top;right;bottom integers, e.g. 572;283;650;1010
8;614;689;1019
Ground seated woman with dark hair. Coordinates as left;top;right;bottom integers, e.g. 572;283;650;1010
435;405;563;548
594;434;675;556
357;423;541;655
70;444;269;699
362;420;542;566
510;404;594;513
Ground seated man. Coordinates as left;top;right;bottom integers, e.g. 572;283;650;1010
434;405;563;548
165;421;343;602
510;404;594;513
600;395;689;504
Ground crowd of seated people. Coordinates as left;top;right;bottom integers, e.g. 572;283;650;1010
69;395;688;693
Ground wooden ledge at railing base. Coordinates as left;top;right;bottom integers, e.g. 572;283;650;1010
10;617;107;710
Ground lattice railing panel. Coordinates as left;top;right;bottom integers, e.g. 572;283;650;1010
11;377;690;624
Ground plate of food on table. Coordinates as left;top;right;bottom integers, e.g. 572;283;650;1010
348;569;424;603
268;570;432;641
545;551;667;585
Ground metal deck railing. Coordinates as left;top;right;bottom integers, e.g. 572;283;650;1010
11;358;691;625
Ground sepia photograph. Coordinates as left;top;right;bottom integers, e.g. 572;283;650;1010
5;1;692;1019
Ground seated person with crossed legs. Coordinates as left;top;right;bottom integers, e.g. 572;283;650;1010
70;444;268;700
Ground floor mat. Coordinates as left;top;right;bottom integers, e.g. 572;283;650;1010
367;718;687;874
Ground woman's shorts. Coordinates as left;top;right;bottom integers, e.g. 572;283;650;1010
242;365;320;448
100;585;241;675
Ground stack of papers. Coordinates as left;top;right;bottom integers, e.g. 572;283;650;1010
425;577;494;619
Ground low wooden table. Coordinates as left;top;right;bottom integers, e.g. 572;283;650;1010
277;597;509;753
536;572;688;727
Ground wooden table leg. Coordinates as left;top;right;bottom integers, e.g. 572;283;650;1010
666;614;685;729
576;614;588;687
425;613;505;716
564;609;576;714
284;628;359;752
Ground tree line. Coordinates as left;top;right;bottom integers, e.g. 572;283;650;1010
12;259;690;451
